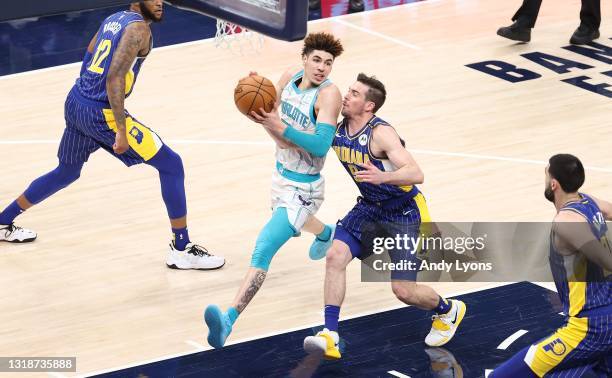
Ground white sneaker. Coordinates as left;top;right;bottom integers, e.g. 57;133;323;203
425;299;467;347
167;242;225;270
0;223;37;243
303;328;341;360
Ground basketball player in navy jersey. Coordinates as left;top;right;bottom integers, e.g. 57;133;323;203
303;74;467;359
492;154;611;377
0;1;224;270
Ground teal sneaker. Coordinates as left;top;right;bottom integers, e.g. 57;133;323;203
309;224;335;260
204;305;233;348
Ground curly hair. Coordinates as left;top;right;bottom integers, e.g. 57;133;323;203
301;32;344;58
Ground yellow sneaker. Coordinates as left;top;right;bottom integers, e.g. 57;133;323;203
303;328;341;360
425;299;467;347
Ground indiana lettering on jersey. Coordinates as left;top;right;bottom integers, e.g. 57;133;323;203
103;21;122;35
281;101;310;129
333;145;371;166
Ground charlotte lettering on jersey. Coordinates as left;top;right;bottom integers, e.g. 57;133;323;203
281;101;310;129
465;37;612;99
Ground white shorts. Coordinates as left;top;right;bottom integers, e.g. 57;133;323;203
270;170;325;233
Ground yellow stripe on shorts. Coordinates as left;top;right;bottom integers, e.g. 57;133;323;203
524;316;589;377
102;109;162;161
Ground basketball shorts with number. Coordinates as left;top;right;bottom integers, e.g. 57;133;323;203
270;170;324;234
58;87;164;166
335;191;431;281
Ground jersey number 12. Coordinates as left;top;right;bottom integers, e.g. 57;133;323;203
88;39;112;74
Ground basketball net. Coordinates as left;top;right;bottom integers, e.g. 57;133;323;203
215;19;264;55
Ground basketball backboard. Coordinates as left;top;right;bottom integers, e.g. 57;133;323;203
167;0;308;41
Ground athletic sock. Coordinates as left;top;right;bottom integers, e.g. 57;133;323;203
317;225;332;241
172;227;190;251
434;296;452;315
227;307;239;326
324;305;340;332
0;201;24;225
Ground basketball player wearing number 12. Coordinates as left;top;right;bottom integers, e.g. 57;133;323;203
204;32;344;348
0;1;224;270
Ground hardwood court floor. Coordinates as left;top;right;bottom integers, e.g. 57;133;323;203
0;1;610;376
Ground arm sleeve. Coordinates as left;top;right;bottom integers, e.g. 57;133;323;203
282;122;336;157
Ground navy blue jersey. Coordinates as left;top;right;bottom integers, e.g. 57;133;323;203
76;11;149;102
550;193;611;317
332;116;418;202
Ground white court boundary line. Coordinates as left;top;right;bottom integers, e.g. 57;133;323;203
81;282;530;377
388;370;412;378
3;139;612;174
332;18;421;50
497;329;529;350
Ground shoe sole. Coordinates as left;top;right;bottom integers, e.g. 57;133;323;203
496;29;530;43
0;236;37;243
166;261;225;270
570;31;600;45
427;300;467;347
204;305;228;349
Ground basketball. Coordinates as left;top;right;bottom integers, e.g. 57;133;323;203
234;75;277;116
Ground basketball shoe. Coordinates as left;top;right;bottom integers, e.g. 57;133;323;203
0;223;37;243
204;305;233;348
309;224;335;260
303;328;341;360
167;242;225;270
425;299;467;347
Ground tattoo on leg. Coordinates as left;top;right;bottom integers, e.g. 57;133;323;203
237;271;267;313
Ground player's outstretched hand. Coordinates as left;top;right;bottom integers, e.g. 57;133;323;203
113;132;129;154
355;161;387;185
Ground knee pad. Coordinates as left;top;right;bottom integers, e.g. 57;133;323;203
250;208;296;271
148;145;184;178
55;163;82;187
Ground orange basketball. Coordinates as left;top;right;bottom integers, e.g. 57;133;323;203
234;75;276;117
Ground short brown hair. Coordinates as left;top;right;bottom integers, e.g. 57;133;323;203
357;73;386;113
301;32;344;58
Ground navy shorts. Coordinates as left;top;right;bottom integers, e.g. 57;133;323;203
334;192;431;281
59;87;164;166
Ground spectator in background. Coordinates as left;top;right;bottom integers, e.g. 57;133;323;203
497;0;601;45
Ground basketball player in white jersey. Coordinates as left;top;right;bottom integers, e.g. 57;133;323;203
204;32;344;349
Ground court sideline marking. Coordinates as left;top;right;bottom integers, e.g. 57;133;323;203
2;139;611;173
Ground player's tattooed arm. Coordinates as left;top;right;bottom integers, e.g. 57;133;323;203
235;270;267;313
107;22;149;136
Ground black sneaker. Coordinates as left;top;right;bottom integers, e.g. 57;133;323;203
496;21;531;43
570;25;600;45
348;0;364;13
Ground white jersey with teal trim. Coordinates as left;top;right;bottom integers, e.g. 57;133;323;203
277;70;331;175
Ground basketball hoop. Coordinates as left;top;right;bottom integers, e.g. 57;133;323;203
215;19;265;55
